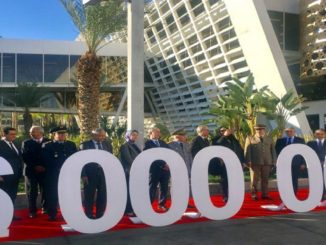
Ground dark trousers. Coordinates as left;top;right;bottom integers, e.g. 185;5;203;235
149;165;170;207
0;174;20;203
25;173;46;213
83;166;107;218
292;164;300;195
209;159;228;198
45;171;59;218
125;173;134;214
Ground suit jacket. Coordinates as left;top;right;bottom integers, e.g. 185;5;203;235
80;140;113;152
190;136;210;158
213;134;245;163
169;141;192;174
307;139;326;163
244;135;276;166
143;139;170;169
275;136;305;167
120;141;141;174
22;137;50;177
0;140;23;178
80;140;113;177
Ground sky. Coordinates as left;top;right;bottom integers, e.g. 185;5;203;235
0;0;79;41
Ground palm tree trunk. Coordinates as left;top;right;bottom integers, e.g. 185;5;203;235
23;108;33;135
77;51;102;140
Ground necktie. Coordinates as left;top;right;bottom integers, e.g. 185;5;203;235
154;140;160;147
260;137;264;143
287;137;291;145
179;142;183;150
9;142;18;154
97;142;103;150
318;140;323;150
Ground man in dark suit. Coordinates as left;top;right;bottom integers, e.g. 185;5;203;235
190;125;210;158
212;127;245;202
275;127;306;194
22;126;50;218
307;129;326;199
0;127;23;220
144;127;170;211
41;126;77;221
120;129;141;216
80;128;113;219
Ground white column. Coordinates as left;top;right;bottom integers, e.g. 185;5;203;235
127;0;144;147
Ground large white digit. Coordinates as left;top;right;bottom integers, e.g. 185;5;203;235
58;150;127;233
0;157;14;237
277;144;323;212
129;148;189;226
191;146;244;220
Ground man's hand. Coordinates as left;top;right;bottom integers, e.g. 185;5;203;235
300;164;306;171
0;176;4;182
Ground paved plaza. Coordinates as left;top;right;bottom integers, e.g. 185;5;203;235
3;210;326;245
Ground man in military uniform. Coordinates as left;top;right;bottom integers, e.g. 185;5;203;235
245;124;276;200
22;126;50;218
41;126;77;221
80;128;113;219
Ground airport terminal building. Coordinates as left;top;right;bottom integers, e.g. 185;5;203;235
0;0;325;133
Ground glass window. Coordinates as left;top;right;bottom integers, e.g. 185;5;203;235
3;53;15;83
177;5;187;17
201;26;214;39
307;114;320;132
188;35;198;46
209;0;219;6
284;13;300;51
17;54;42;83
44;55;69;83
180;15;190;26
70;55;80;83
268;11;284;49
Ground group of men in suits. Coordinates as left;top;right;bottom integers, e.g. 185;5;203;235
1;124;325;221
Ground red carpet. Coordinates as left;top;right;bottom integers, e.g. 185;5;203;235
0;189;324;242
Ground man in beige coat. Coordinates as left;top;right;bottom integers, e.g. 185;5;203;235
244;124;276;200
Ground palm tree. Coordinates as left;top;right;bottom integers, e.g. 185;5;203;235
4;83;46;135
207;74;277;145
266;89;308;137
60;0;126;140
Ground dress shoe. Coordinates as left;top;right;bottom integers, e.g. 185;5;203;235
12;216;22;221
29;212;37;218
251;195;258;201
41;208;47;214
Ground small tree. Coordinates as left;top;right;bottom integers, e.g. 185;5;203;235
4;83;46;135
267;89;308;137
206;74;277;145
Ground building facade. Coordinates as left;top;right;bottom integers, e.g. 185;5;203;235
0;0;325;133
